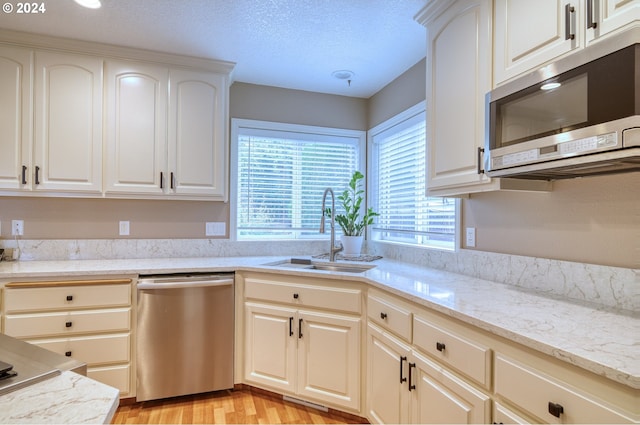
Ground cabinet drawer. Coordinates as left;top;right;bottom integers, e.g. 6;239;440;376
27;333;130;366
495;353;634;424
88;364;130;395
367;293;412;342
4;283;131;313
4;308;131;338
244;278;361;313
493;401;533;424
413;315;491;388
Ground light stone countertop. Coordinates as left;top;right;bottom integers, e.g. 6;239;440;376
0;255;638;394
0;370;119;424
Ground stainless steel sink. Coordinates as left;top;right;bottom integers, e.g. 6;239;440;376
263;258;376;273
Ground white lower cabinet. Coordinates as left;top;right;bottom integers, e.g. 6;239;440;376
367;323;490;424
2;278;134;397
494;353;636;424
411;349;490;424
244;302;297;393
367;323;412;424
242;273;362;412
493;401;533;424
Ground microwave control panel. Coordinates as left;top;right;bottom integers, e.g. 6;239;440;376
492;132;618;169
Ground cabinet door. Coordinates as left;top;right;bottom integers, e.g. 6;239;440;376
411;350;491;424
587;0;640;43
367;323;411;424
244;302;297;394
494;0;580;85
168;69;227;199
33;51;103;193
105;61;167;195
424;0;493;195
0;46;31;190
297;310;361;411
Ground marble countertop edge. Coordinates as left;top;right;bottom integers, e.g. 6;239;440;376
0;370;119;424
0;256;638;390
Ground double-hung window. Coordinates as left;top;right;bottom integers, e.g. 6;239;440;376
231;119;365;240
369;102;458;250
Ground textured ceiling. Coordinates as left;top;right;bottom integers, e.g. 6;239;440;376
0;0;428;98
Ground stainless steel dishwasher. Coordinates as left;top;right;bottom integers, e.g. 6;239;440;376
136;273;234;402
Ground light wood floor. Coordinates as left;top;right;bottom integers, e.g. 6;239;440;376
112;388;367;424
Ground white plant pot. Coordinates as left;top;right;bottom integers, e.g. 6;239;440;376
341;235;364;257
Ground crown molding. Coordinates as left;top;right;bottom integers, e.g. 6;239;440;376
0;28;236;77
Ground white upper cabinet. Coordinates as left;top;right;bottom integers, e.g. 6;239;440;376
587;0;640;43
0;46;31;190
104;61;168;196
0;31;233;200
495;0;640;85
0;48;102;194
418;0;496;196
33;52;103;193
168;69;227;199
494;0;581;84
105;62;228;200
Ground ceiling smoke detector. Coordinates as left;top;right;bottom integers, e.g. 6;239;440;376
332;70;355;87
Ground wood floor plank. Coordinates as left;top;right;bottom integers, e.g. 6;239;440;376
112;388;366;424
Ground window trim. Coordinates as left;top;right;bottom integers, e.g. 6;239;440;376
230;118;366;241
367;102;460;251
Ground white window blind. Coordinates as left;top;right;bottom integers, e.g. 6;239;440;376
233;120;363;240
370;105;457;250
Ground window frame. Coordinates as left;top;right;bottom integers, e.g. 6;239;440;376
367;102;460;251
230;118;366;241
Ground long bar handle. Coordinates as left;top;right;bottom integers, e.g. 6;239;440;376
137;279;233;290
587;0;597;29
35;165;40;185
477;147;485;174
400;356;407;383
289;317;294;337
21;165;27;184
408;362;416;391
298;318;303;339
160;171;164;189
565;4;576;40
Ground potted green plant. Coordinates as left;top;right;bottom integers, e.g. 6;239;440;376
326;170;379;256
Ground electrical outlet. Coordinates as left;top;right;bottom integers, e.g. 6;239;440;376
465;227;476;247
12;220;24;236
119;221;130;236
205;222;226;236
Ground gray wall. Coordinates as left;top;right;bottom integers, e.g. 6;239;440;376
368;58;426;128
230;82;367;130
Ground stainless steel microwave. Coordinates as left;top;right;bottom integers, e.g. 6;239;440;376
485;42;640;180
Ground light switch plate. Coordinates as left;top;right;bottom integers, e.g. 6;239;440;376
119;221;130;236
465;227;476;247
206;222;226;236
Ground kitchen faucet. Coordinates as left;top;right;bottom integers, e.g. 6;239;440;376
320;188;343;262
